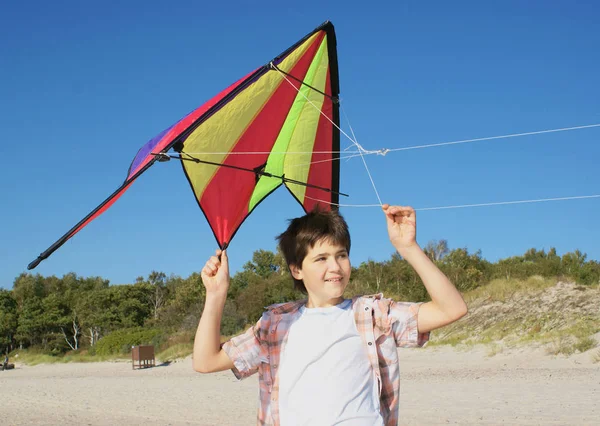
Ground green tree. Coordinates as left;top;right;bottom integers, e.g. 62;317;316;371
12;273;47;305
562;250;587;277
386;253;428;302
76;289;118;346
234;267;301;324
158;273;205;330
243;250;282;278
15;298;44;347
440;248;486;292
0;290;17;353
424;239;449;262
115;284;152;328
136;271;168;321
577;260;600;285
40;293;70;352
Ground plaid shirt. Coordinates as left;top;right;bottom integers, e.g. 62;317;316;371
222;294;429;425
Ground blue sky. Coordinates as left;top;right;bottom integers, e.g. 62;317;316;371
2;1;599;289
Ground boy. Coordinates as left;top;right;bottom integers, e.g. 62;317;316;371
193;204;467;425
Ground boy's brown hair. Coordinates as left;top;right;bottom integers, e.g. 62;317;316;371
276;208;351;293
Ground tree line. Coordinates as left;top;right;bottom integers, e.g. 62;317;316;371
1;242;598;355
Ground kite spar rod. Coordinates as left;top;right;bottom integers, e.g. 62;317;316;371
269;63;338;103
151;152;349;197
27;155;161;270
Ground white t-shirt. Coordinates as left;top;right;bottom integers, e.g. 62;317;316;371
278;299;384;426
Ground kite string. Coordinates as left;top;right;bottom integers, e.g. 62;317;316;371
270;64;386;157
268;67;600;212
303;194;600;210
272;65;384;206
181;123;600;158
340;104;383;206
277;121;600;173
385;123;600;153
415;194;600;210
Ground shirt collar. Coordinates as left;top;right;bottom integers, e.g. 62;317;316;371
265;299;306;315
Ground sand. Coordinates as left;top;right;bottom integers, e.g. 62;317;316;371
1;346;598;425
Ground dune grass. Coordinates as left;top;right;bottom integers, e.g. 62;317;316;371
463;275;557;304
10;349;129;366
156;343;193;362
431;278;600;355
13;343;196;366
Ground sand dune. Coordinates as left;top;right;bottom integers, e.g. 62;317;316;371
1;346;598;425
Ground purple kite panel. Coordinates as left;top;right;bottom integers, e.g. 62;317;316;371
126;124;175;180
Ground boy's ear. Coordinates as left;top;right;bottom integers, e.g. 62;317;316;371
289;264;303;280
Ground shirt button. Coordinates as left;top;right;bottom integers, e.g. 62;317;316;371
365;307;369;311
368;342;373;346
270;330;275;334
273;364;278;368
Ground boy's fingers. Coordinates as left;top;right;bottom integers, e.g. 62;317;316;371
388;205;415;216
383;206;416;226
201;249;229;281
202;265;215;277
384;205;401;215
219;250;230;274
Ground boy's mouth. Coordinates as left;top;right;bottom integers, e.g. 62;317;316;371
325;277;343;282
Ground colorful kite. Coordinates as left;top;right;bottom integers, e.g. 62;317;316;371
28;21;343;270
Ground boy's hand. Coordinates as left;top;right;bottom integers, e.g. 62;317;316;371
201;249;229;296
382;204;418;252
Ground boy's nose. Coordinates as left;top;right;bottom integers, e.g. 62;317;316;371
328;258;342;271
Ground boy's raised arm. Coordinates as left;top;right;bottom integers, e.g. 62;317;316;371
383;205;468;333
193;249;235;373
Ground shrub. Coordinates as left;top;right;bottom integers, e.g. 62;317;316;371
574;337;597;353
95;328;164;356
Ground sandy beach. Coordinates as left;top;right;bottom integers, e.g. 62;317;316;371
1;346;598;425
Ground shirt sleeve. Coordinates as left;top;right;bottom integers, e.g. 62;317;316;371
221;317;264;380
389;301;430;348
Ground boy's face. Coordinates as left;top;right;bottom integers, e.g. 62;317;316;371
291;238;351;307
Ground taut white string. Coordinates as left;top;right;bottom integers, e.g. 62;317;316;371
303;194;600;210
271;64;386;157
340;104;383;205
385;123;600;153
273;65;384;205
416;194;600;211
182;123;600;171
